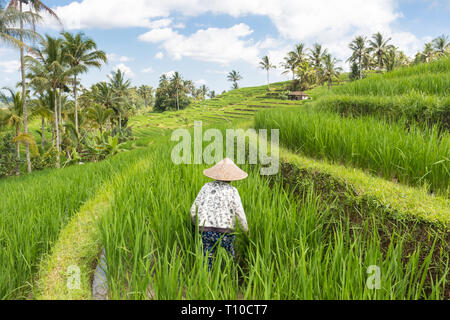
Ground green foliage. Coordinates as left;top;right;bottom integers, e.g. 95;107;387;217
99;137;448;300
313;56;450;129
317;94;450;130
0;133;18;177
255;107;450;195
81;131;128;162
0;147;150;299
31;146;58;170
154;72;192;112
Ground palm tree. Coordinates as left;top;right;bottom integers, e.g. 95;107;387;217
0;5;37;48
137;85;153;108
280;53;297;88
198;84;209;100
62;32;107;135
8;0;61;173
259;55;276;90
432;35;450;57
227;70;242;90
368;32;394;71
418;42;436;63
109;69;131;128
309;43;328;68
27;35;71;169
347;36;370;79
171;71;183;110
308;43;327;84
281;43;307;89
86;103;113;135
290;43;307;66
322;54;342;90
31;93;52;149
208;90;216;99
91;81;119;131
385;47;410;71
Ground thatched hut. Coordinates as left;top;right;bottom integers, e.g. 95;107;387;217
288;91;309;101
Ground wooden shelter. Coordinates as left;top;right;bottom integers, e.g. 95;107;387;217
288;91;309;101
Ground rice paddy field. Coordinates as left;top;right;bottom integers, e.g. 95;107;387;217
313;57;450;129
0;63;449;300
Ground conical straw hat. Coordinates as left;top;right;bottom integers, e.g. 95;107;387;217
203;158;248;181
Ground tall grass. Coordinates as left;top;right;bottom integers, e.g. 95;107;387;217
312;56;450;128
316;94;449;130
255;108;450;195
100;138;448;299
332;57;450;97
333;74;449;97
0;148;152;299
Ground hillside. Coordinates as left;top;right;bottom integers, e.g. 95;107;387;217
1;75;449;300
313;57;450;128
256;58;450;196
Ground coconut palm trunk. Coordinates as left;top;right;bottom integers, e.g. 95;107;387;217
74;75;78;134
267;70;270;90
41;117;45;149
53;87;60;168
359;52;363;79
15;124;20;176
19;1;31;173
58;89;62;127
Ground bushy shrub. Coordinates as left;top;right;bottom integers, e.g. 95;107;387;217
31;147;58;171
0;133;18;177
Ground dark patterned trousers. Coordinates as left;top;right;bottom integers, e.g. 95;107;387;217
201;231;235;271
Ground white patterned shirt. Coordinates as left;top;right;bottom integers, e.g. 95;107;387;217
190;181;249;233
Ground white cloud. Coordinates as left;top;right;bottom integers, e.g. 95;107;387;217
195;79;207;86
107;53;132;63
139;28;177;43
50;0;400;37
47;0;426;66
0;60;20;73
390;31;425;57
148;18;173;29
155;52;164;59
139;23;259;65
113;63;135;78
163;70;175;78
206;69;228;75
141;66;154;73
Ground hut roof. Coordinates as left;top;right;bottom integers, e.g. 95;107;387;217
288;91;308;96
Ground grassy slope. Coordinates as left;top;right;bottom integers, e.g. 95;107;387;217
255;59;450;196
1;80;448;299
313;57;450;127
0;83;302;299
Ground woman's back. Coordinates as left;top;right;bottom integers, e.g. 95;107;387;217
191;181;248;233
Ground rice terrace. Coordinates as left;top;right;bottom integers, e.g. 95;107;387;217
0;0;449;304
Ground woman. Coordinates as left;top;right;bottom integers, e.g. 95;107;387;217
190;158;249;270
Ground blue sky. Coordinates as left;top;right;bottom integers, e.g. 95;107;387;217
0;0;449;94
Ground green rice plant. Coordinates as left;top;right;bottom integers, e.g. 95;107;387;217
316;94;450;130
99;135;448;300
255;108;450;195
332;73;449;97
331;57;450;97
0;147;155;299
